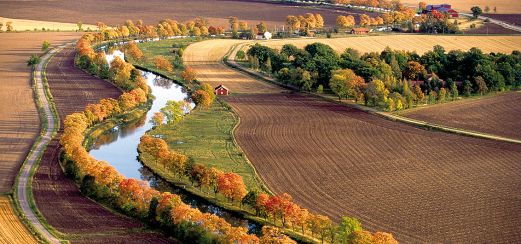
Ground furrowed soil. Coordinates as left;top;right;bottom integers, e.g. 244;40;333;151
0;17;96;32
482;14;521;26
0;32;81;194
0;196;37;244
400;91;521;140
33;46;173;243
0;0;372;28
184;39;521;242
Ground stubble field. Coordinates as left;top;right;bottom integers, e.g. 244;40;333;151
184;38;521;242
0;196;36;244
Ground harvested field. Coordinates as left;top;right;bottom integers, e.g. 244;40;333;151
261;35;521;54
33;46;171;242
0;32;81;194
0;196;37;244
0;17;96;32
400;0;521;14
185;39;521;242
0;0;368;28
184;40;280;93
400;91;521;140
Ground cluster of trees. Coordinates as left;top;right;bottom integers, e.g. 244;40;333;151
330;0;407;10
285;13;325;34
94;18;224;41
228;16;268;39
246;43;521;111
76;34;149;92
139;135;248;204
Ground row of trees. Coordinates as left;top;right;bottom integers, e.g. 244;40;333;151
246;42;521;111
286;13;325;32
228;16;270;39
330;0;408;11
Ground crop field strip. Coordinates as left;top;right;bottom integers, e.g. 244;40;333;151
184;38;521;242
34;46;172;242
0;196;37;244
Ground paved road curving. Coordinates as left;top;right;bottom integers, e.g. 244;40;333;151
16;45;67;244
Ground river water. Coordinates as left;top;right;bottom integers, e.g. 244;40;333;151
88;49;259;233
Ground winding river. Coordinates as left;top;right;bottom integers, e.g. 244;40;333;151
88;49;259;233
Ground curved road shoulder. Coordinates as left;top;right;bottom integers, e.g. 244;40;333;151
15;45;68;244
225;43;521;145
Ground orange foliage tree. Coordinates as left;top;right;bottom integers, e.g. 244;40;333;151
154;55;173;72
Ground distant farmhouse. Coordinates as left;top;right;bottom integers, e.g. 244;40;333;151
423;4;459;18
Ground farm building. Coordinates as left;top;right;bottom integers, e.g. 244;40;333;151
423;4;459;18
351;28;370;34
214;85;229;96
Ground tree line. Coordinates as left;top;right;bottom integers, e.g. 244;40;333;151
246;43;521;111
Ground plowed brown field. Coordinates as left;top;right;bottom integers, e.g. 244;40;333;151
185;39;521;242
0;32;81;194
33;47;172;242
0;196;37;244
0;0;368;28
400;91;521;140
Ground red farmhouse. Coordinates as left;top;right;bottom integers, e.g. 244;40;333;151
214;85;229;96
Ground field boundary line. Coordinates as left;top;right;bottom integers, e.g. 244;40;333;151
14;44;72;244
223;43;521;145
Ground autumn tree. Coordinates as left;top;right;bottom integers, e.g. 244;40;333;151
260;226;296;244
191;90;213;109
351;230;374;244
151;112;165;126
6;21;13;32
403;61;426;80
256;22;267;33
315;14;325;28
366;79;389;106
217;173;247;203
337;15;355;28
287;15;301;31
373;232;399;244
154;55;173;72
419;1;427;10
413;84;424;104
200;83;216;101
360;14;371;27
109;56;134;89
181;67;197;83
329;69;365;101
125;41;144;60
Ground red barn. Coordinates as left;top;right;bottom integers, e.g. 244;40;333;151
214;85;229;96
424;4;459;18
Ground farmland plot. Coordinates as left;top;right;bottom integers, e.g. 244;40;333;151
0;196;37;244
184;38;521;243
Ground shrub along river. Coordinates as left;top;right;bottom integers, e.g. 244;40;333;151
88;48;260;234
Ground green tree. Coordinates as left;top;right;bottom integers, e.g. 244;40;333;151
338;217;362;242
161;100;190;124
471;6;483;19
77;21;83;31
42;40;50;52
475;76;488;95
236;50;246;60
450;82;459;100
462;80;473;96
27;54;40;68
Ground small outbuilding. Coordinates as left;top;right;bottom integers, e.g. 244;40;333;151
351;28;370;35
214;85;229;96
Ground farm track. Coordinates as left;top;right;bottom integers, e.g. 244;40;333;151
400;91;521;141
185;39;521;242
34;46;173;243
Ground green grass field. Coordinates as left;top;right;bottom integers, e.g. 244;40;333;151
133;37;197;80
149;100;263;191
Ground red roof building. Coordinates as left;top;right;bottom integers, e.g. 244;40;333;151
214;85;229;96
